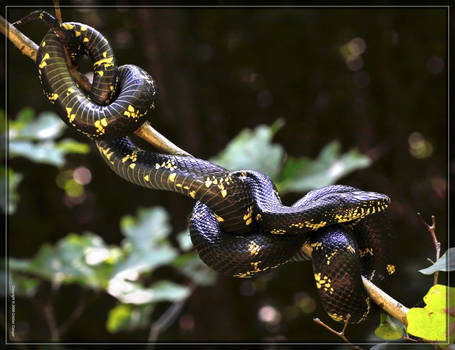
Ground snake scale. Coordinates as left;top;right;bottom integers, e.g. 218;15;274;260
16;11;396;324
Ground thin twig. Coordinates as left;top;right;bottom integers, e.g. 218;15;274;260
53;0;63;24
313;314;362;350
58;291;101;336
417;213;440;285
146;282;196;347
31;296;59;342
0;14;189;156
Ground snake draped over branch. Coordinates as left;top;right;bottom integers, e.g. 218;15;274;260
14;10;396;324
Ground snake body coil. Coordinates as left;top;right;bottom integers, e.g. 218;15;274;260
20;11;396;324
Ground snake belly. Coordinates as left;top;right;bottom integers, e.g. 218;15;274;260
27;11;396;324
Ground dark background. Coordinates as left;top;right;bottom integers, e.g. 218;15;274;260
3;5;448;343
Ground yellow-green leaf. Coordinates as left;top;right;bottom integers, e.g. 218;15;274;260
407;284;455;341
375;314;404;340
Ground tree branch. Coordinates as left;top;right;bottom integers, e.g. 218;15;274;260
0;14;190;156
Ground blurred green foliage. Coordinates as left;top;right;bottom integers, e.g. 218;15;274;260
1;108;89;214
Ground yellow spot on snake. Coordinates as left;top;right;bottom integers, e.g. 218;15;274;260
221;189;227;198
129;163;136;169
189;191;196;199
243;206;253;225
41;41;46;47
214;214;224;222
38;53;50;69
100;118;108;127
347;245;356;254
66;87;75;95
144;175;150;181
81;26;87;31
75;31;81;37
66;107;76;123
248;241;261;256
328;313;345;322
168;173;176;182
62;23;74;30
256;213;262;221
386;264;396;275
48;93;59;101
270;228;286;235
99;146;114;164
359;247;374;257
205;178;212;187
83;37;89;43
93;56;114;68
325;250;337;265
96;70;104;76
94;120;106;135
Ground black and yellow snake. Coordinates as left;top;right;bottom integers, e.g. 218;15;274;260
15;11;396;324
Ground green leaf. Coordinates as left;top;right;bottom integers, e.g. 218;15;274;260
211;119;285;179
276;141;371;194
10;111;65;141
9;232;117;289
115;207;177;276
407;284;455;341
419;248;455;275
9;140;66;166
56;138;91;154
106;303;154;333
107;278;190;305
176;230;193;252
0;166;23;214
173;253;217;286
374;314;404;340
9;107;34;131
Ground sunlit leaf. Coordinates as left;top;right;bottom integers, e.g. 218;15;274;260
108;278;190;305
212;119;285;179
9;140;66;166
10;111;65;141
0;167;23;214
276;141;371;193
173;253;217;286
115;207;177;276
176;230;193;252
374;313;404;340
106;303;154;333
407;284;455;341
419;248;455;275
9;232;117;289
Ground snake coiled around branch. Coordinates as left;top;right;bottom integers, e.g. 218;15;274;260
16;10;396;324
